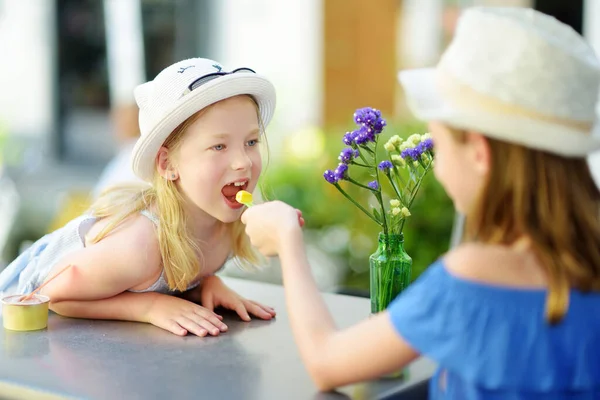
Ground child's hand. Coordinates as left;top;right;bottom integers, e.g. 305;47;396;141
145;294;228;337
201;275;276;321
241;201;304;257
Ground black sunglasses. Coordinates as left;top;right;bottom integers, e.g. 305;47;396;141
182;67;256;97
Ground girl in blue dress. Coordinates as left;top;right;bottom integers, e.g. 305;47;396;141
240;7;600;399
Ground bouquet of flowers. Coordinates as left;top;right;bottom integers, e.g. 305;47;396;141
323;107;434;237
323;107;434;314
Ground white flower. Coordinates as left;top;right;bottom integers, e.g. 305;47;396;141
421;132;432;141
390;199;400;207
391;154;406;167
407;134;421;145
413;161;420;167
392;207;401;216
384;141;395;152
401;207;411;217
390;135;403;146
399;142;411;151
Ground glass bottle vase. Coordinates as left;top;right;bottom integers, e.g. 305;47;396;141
369;232;412;314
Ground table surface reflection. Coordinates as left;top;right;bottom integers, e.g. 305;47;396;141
0;277;435;400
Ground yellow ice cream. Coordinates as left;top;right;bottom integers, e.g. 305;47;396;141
235;190;254;206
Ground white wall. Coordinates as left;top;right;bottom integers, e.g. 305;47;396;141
103;0;145;106
0;0;55;139
211;0;323;153
400;0;443;68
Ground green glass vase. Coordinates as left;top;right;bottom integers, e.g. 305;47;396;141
369;232;412;314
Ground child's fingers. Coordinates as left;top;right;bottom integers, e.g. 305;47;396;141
233;301;252;322
194;307;228;331
182;314;222;336
296;209;305;227
245;300;274;320
249;300;276;316
202;295;214;311
161;319;188;336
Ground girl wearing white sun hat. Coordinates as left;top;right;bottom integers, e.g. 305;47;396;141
0;58;283;337
239;7;600;398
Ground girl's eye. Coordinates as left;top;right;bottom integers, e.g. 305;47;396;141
247;139;260;147
212;144;225;151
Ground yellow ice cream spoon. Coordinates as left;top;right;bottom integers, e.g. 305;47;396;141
235;190;254;207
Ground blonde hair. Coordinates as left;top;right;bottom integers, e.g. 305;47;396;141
89;96;265;291
449;128;600;324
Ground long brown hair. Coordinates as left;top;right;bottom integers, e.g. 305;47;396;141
89;96;265;291
452;128;600;323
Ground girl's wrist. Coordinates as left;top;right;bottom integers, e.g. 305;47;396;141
278;227;307;263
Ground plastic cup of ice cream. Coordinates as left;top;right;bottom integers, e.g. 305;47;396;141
1;294;50;331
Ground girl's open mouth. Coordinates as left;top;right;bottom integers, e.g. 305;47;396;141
221;180;249;209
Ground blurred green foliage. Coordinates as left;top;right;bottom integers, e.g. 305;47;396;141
260;119;455;292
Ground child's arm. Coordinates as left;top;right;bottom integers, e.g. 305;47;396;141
40;215;227;336
277;229;419;391
241;202;419;390
50;290;226;337
50;291;158;321
41;214;162;302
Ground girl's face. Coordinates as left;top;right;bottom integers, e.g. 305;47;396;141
168;95;263;224
428;121;489;215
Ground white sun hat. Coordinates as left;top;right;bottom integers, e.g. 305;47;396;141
131;58;276;182
398;7;600;157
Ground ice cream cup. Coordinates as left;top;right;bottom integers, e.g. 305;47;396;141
2;294;50;331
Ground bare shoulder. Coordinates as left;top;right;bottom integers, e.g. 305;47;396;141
75;213;162;282
442;243;545;288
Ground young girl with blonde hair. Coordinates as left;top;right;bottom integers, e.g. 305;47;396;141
241;7;600;398
0;58;278;337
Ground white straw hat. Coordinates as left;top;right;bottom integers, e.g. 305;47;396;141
398;7;600;157
131;58;276;182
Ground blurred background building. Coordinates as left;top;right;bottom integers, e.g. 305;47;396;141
0;0;597;293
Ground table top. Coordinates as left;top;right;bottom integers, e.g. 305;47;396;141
0;277;435;400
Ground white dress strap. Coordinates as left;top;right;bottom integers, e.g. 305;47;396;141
140;210;159;226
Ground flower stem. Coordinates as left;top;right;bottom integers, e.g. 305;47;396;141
372;137;388;235
407;166;429;209
361;145;375;155
334;184;382;226
351;161;374;168
347;176;378;192
354;146;371;165
385;174;405;204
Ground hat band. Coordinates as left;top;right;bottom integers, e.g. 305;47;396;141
435;68;594;134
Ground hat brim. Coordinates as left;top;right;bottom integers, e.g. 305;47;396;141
131;73;276;182
398;68;600;157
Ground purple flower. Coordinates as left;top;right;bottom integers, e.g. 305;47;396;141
354;107;378;125
354;149;360;158
343;131;355;145
368;181;379;190
421;138;433;151
354;125;376;145
334;163;349;180
338;147;355;164
372;118;386;134
401;147;423;160
323;169;338;184
378;160;393;172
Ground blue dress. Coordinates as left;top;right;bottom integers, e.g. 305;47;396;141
387;260;600;399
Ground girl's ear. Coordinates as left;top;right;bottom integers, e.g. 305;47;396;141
156;146;178;181
465;131;491;177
